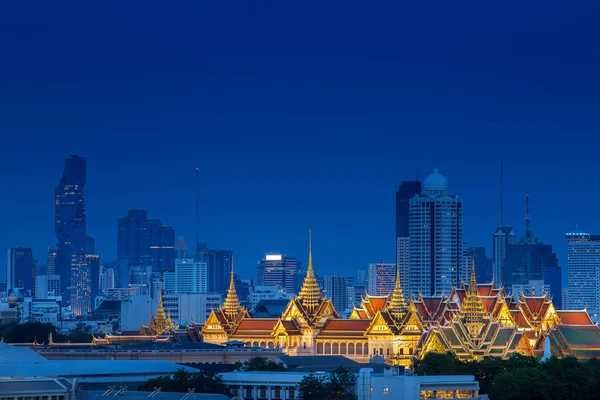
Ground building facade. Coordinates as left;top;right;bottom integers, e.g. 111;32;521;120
368;263;397;297
408;169;464;296
206;249;233;295
396;180;422;295
69;253;100;315
323;275;349;313
55;155;93;305
117;209;175;273
257;254;300;294
6;247;34;294
566;232;599;318
174;258;208;294
492;226;516;284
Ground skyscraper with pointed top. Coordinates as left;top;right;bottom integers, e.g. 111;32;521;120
55;155;96;307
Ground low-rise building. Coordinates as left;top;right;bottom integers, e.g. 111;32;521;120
358;367;480;400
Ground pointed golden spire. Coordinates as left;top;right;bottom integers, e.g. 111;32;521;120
223;256;242;319
461;258;486;339
298;229;322;313
149;289;175;335
388;265;408;319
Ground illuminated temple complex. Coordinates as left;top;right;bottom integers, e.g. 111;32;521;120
38;233;599;366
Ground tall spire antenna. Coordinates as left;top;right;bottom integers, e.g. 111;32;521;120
195;166;199;249
525;194;532;239
500;160;504;226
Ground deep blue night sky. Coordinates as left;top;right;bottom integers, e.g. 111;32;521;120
1;2;599;283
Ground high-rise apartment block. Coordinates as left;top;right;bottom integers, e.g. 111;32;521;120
117;209;175;273
493;226;516;283
368;262;397;296
175;258;208;294
68;253;100;315
408;169;464;296
256;254;299;294
566;232;599;317
396;180;422;294
6;247;34;294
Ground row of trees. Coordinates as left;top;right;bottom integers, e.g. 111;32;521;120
415;352;600;400
137;357;357;400
0;321;92;343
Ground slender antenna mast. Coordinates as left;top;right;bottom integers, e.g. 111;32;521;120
195;166;199;249
525;194;531;239
500;160;504;226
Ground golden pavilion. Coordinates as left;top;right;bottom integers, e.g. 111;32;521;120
33;230;600;366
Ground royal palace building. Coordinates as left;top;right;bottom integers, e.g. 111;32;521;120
31;233;600;367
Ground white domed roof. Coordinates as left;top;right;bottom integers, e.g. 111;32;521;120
423;169;448;196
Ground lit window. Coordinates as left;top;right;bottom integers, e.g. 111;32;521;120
383;387;389;395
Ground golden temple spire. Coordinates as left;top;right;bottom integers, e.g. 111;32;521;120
148;290;175;335
223;256;242;319
461;258;486;339
298;229;322;313
388;265;408;319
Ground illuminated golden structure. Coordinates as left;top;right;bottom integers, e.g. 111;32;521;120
31;231;599;364
199;232;599;365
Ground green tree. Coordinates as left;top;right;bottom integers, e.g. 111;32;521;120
299;366;357;400
239;356;287;371
0;321;63;343
66;323;93;343
414;352;471;376
137;369;229;394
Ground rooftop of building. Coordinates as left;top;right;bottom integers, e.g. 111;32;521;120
276;355;387;373
0;378;72;394
0;342;47;363
82;391;230;400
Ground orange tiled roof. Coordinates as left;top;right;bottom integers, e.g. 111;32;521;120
556;310;593;325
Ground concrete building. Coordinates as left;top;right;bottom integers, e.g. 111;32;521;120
566;232;600;317
368;262;396;296
408;169;464;296
249;285;292;309
34;274;61;300
205;249;233;295
23;299;61;324
396;180;422;294
493;226;516;283
175;258;208;294
162;293;222;326
357;367;480;400
69;253;100;315
511;280;551;298
257;254;300;294
323;275;349;312
120;295;153;331
6;247;34;295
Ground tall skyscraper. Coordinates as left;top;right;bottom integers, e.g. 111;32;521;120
396;180;422;294
492;161;516;283
55;155;94;304
117;209;175;272
206;249;233;294
367;262;396;296
6;247;34;294
256;254;299;294
323;275;349;312
47;248;57;275
565;232;599;317
408;169;464;296
502;196;561;306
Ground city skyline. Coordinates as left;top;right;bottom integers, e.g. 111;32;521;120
1;2;600;282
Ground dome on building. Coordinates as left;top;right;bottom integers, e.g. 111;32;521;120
423;169;448;196
7;293;18;305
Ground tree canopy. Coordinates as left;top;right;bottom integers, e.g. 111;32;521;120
299;366;357;400
137;369;229;394
235;356;287;371
414;352;600;400
0;321;93;344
